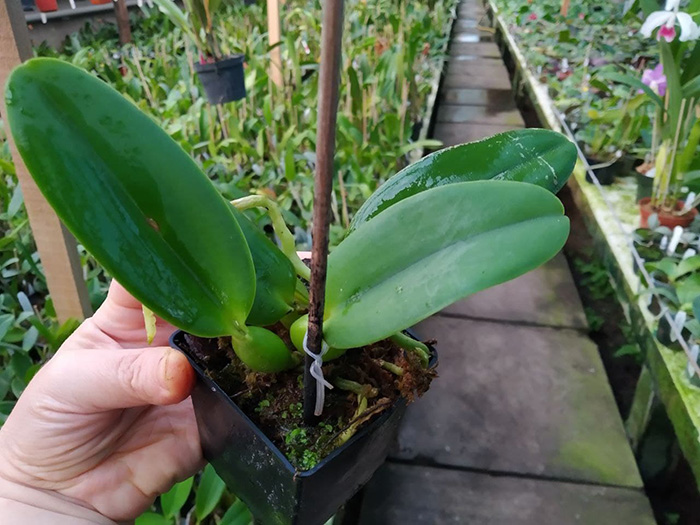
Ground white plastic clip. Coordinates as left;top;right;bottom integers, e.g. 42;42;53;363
302;333;334;416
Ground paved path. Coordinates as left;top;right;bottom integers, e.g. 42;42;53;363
358;1;656;522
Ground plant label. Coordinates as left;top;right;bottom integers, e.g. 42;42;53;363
687;345;699;378
667;226;684;255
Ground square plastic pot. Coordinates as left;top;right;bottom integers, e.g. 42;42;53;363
194;55;246;104
170;330;437;525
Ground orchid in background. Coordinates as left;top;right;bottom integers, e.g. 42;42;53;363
641;64;668;96
640;0;700;42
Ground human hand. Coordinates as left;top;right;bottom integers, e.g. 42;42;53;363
0;280;203;523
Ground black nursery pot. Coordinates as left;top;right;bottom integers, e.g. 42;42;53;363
585;156;617;185
170;330;437;525
656;313;689;350
194;55;246;104
635;171;654;202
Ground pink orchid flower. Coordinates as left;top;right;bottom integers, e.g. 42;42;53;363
640;0;700;42
641;64;667;96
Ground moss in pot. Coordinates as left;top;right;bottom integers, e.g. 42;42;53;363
5;58;577;524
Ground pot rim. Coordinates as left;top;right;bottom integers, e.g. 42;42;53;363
169;329;437;477
194;54;245;73
638;197;698;217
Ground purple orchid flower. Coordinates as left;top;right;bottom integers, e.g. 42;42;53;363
641;64;667;97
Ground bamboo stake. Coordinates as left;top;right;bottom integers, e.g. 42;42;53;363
113;0;132;45
0;0;92;324
560;0;570;17
304;0;345;424
267;0;283;88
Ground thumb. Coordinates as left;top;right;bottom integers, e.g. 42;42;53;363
42;346;196;411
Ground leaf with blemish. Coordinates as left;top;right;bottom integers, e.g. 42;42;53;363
6;59;255;337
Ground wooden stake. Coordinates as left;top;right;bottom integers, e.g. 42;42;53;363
267;0;283;88
304;0;345;424
0;0;92;323
560;0;570;17
113;0;132;45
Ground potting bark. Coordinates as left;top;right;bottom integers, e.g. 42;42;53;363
181;330;435;470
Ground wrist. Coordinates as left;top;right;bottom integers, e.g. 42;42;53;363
0;476;118;525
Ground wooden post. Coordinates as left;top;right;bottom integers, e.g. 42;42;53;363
0;0;92;323
114;0;132;45
266;0;283;88
303;0;345;424
560;0;570;17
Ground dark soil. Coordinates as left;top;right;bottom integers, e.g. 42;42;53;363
181;329;435;471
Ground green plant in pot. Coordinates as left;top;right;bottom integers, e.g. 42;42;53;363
575;89;649;185
613;0;700;227
5;58;577;524
151;0;246;103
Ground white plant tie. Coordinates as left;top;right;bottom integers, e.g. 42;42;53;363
302;332;333;416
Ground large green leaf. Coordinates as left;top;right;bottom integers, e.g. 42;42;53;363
160;476;193;519
348;129;576;231
232;207;295;326
5;58;255;337
219;500;253;525
324;181;569;349
599;71;664;110
195;464;226;522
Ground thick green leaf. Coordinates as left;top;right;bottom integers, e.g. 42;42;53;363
677;273;700;307
231;207;295;326
682;75;700;99
600;71;664;110
160;476;193;519
135;512;171;525
349;129;576;231
194;464;226;522
325;181;569;348
6;58;255;337
671;255;700;281
220;499;253;525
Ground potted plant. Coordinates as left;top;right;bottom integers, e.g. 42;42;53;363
5;59;577;524
151;0;246;104
616;0;700;227
576;90;649;185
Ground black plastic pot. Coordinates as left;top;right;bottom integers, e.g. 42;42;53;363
585;156;617;185
170;330;437;525
635;171;654;202
194;55;246;104
656;312;689;350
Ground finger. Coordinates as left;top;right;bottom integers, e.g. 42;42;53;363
297;251;311;259
106;279;143;310
42;346;195;411
89;280;177;347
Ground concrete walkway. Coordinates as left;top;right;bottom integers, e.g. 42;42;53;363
358;1;656;522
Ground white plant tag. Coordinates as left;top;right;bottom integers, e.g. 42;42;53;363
69;0;75;7
40;12;47;23
688;345;699;377
668;226;684;255
683;249;697;260
684;193;697;212
671;311;687;342
660;235;669;251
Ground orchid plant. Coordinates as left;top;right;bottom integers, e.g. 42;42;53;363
6;58;576;390
610;0;700;211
